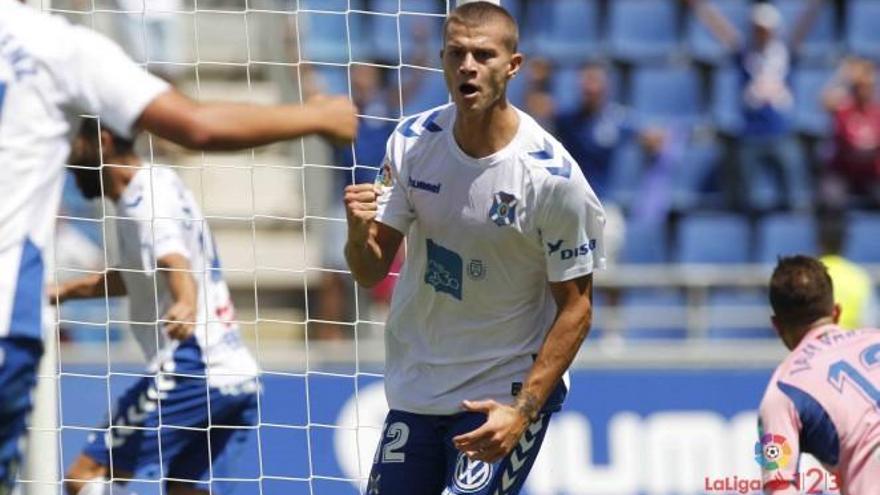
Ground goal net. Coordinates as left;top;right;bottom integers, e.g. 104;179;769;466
26;1;458;494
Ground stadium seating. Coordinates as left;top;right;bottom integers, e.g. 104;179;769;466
845;213;880;263
299;10;350;63
621;290;688;340
632;65;702;126
706;290;774;339
608;0;679;63
620;221;668;264
776;0;837;61
792;66;834;136
846;0;880;60
755;213;817;263
686;0;750;64
532;0;601;65
672;139;722;211
676;213;750;264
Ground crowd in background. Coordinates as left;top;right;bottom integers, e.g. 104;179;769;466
53;0;880;341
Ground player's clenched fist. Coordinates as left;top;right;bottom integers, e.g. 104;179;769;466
344;183;381;242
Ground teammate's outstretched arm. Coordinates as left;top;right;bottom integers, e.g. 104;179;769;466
137;90;358;151
343;184;403;288
453;274;593;463
48;271;127;304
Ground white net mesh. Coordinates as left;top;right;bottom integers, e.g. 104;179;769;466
30;1;455;494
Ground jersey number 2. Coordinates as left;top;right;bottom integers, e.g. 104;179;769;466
374;422;410;464
827;343;880;407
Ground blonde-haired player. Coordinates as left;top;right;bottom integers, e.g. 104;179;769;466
345;2;604;493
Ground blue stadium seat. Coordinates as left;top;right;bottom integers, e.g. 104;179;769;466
533;0;601;65
845;213;880;263
673;139;722;210
621;290;688;340
711;65;744;134
299;11;350;63
676;213;750;264
707;291;774;339
756;213;817;263
632;66;702;127
686;0;750;63
846;0;880;60
792;66;834;135
609;0;679;62
776;0;837;61
620;221;668;264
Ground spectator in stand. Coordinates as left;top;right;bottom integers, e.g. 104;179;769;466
817;214;877;330
687;0;824;212
522;57;556;131
555;63;636;202
822;58;880;210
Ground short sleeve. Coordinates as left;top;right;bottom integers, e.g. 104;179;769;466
62;25;169;138
127;177;191;266
757;382;803;494
539;171;606;283
374;137;415;235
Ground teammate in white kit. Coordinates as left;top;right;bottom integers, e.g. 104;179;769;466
758;256;880;494
52;121;260;495
0;1;356;493
344;3;604;494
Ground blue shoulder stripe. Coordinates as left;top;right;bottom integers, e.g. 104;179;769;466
777;381;840;466
397;109;444;138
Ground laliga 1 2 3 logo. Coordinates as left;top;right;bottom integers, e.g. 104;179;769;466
754;433;792;471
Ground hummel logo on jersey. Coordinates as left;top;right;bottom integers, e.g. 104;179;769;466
408;177;441;193
546;239;564;255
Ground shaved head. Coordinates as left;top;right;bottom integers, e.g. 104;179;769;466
444;1;519;53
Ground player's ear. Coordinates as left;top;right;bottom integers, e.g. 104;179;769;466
507;52;523;81
831;303;842;325
99;129;115;163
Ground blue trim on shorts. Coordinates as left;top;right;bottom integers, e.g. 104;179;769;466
0;338;43;493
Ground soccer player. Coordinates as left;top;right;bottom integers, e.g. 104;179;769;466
758;255;880;494
51;121;259;495
344;2;604;494
0;1;356;493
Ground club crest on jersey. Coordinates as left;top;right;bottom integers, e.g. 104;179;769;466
453;452;493;493
489;191;518;227
467;259;486;280
376;159;393;188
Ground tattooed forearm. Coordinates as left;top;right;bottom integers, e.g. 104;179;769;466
513;390;540;422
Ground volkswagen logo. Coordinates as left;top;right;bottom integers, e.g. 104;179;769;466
452;452;493;493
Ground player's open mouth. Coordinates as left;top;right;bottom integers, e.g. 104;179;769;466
459;83;479;97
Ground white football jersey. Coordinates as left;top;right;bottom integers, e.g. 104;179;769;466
375;103;606;415
112;167;258;386
0;1;169;339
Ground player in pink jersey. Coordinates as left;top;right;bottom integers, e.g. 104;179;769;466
759;255;880;494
